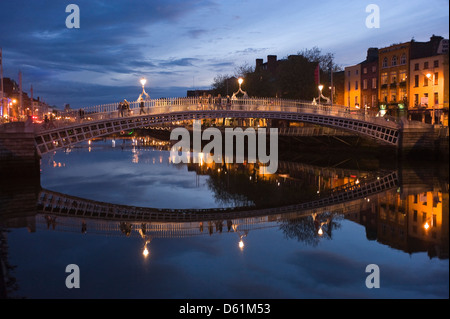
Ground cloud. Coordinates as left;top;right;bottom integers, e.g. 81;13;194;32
159;58;200;67
185;29;209;39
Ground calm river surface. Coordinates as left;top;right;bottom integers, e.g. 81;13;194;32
1;137;448;299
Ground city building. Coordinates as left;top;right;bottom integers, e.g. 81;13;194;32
378;42;410;113
344;64;361;109
332;70;345;106
409;39;449;125
360;48;379;112
378;35;447;115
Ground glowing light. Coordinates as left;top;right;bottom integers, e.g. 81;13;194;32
143;247;149;257
424;222;430;230
318;84;324;91
140;77;147;87
238;78;243;85
239;240;244;250
318;227;323;236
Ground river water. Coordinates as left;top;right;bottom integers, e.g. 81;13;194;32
0;136;448;300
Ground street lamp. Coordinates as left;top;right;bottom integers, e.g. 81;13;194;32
232;77;248;100
137;77;150;101
318;84;323;104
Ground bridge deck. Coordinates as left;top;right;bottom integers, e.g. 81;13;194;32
32;98;409;155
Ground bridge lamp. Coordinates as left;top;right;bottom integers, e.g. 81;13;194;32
140;77;147;88
238;77;243;89
318;85;323;104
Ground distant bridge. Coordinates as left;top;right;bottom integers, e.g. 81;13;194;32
32;98;406;156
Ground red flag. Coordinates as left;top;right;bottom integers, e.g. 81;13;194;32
314;64;320;85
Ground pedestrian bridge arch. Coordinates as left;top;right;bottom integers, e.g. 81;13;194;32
33;98;404;156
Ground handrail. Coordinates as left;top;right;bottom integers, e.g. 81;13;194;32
47;97;402;133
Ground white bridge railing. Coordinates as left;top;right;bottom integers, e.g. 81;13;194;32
48;97;401;132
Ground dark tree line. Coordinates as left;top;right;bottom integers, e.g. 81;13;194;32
211;47;342;101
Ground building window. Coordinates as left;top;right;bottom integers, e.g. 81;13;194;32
363;79;367;90
372;65;376;73
382;90;388;102
390;72;397;84
363;67;367;74
432;214;437;227
382;57;388;68
356;69;359;75
424;76;429;86
355;81;358;90
414;75;419;87
424;61;429;69
413;210;418;221
391;93;396;102
400;87;407;100
414;63;419;71
372;94;377;106
355;96;358;105
422;212;427;222
434;92;439;105
391;56;397;66
434;60;439;68
372;78;377;89
348;81;351;91
414;94;419;106
434;72;438;85
399;70;407;82
381;73;388;85
348;71;351;77
400;54;407;65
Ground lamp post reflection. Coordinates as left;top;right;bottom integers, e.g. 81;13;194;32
139;223;152;258
232;224;249;251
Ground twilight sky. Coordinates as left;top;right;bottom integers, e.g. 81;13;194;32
0;0;448;108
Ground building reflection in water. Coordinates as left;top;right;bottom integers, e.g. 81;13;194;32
0;136;448;298
1;156;447;262
24;186;447;260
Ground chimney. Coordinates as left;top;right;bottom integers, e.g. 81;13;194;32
267;55;277;73
256;58;263;70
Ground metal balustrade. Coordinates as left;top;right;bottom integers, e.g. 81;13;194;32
36;170;398;223
33;97;406;155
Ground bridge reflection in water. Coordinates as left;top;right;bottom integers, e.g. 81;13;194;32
1;159;447;260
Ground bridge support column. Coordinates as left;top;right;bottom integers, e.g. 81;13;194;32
0;122;40;178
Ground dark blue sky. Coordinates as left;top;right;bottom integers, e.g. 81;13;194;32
1;0;448;108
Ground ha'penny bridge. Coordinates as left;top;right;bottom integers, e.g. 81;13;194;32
33;98;401;156
0;97;447;160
